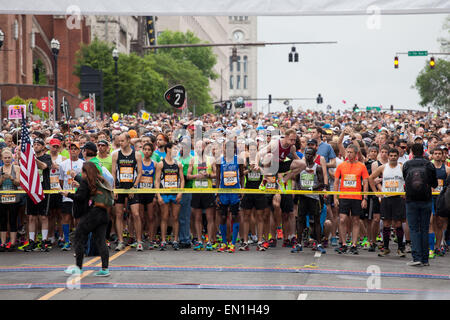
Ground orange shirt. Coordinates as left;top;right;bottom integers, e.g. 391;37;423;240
335;161;369;200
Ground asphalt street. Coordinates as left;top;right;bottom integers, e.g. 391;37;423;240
0;241;449;301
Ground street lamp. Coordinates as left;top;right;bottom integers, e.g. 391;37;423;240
51;38;60;121
112;48;119;113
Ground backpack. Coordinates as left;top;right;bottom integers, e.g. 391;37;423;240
405;164;428;200
91;180;114;209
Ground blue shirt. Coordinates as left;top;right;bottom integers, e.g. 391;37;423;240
296;151;304;159
317;141;336;163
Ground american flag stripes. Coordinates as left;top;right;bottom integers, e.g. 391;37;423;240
19;113;44;204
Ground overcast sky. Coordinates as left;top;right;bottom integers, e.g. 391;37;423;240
256;14;448;113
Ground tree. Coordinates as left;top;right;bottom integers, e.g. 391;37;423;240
157;30;218;80
415;59;450;112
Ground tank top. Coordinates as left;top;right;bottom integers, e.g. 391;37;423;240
298;163;320;200
432;161;447;193
314;155;321;166
192;156;212;189
279;140;291;161
0;165;18;204
220;155;240;189
382;163;404;196
116;150;138;189
50;154;64;190
245;158;262;189
140;160;155;189
161;159;180;189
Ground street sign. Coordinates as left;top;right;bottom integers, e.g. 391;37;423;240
408;51;428;56
164;85;186;108
37;97;54;113
366;106;381;111
8;105;26;119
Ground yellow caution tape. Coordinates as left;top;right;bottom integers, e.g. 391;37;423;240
0;188;441;196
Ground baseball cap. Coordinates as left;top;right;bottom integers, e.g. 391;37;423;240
81;141;97;153
307;139;318;146
33;138;45;146
413;135;423;141
69;142;80;149
98;139;109;146
49;138;61;146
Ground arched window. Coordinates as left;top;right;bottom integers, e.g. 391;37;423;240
243;56;248;73
229;56;233;72
230;76;233;89
237;56;241;72
237;75;241;89
244;75;248;89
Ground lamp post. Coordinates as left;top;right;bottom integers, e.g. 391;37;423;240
51;38;60;121
112;48;119;113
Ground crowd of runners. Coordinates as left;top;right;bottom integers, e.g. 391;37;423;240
0;109;449;265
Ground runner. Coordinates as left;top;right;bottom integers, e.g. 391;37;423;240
369;148;406;258
333;144;369;255
96;139;112;174
155;142;185;251
111;132;143;251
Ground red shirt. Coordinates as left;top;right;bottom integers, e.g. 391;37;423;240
335;161;369;200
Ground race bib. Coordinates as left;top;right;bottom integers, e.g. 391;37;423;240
195;180;209;188
140;176;154;189
223;171;238;186
119;167;134;183
39;169;44;183
248;171;261;181
435;179;444;192
1;194;16;204
343;174;357;188
50;175;60;190
384;180;400;192
300;173;314;190
164;173;178;188
266;176;277;189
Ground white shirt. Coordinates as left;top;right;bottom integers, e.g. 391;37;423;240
59;159;84;202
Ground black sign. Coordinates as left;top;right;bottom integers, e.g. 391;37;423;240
28;101;33;114
164;85;186;108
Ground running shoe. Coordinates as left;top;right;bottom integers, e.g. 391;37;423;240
330;237;339;247
251;235;258;243
349;245;359;255
58;239;65;248
322;239;329;248
335;245;348;254
136;242;144;252
378;248;391;257
64;266;83;276
62;242;71;251
368;243;377;252
376;234;382;243
317;244;326;254
115;241;126;251
33;241;42;252
282;239;290;247
269;239;277;248
172;241;180;251
6;242;15;252
239;242;249;251
19;240;32;252
206;242;213;251
0;244;5;252
406;261;423;267
405;242;412;253
291;244;302;253
276;228;283;240
429;250;436;259
211;242;219;250
397;248;406;257
95;269;110;277
130;241;138;248
436;247;445;256
159;241;167;251
193;242;204;251
217;243;228;252
262;241;270;249
227;244;235;253
257;242;266;251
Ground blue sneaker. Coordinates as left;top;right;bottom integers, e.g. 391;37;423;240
193;241;204;251
95;269;110;277
331;237;338;247
64;266;82;276
61;242;71;251
317;244;326;254
291;244;302;253
206;242;213;251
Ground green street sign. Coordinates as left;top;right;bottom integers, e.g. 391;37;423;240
408;51;428;56
366;106;381;111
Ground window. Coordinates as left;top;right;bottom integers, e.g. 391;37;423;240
230;76;233;89
239;16;243;21
237;56;241;72
237;75;241;89
243;56;248;73
229;56;233;72
244;75;248;89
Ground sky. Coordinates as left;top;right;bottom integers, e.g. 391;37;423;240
256;14;448;113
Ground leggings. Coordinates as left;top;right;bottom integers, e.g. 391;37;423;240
0;203;18;232
74;207;109;269
297;196;322;242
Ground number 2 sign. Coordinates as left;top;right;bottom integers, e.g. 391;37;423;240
164;85;186;108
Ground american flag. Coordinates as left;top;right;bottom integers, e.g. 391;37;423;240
19;113;44;204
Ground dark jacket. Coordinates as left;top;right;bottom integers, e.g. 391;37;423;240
67;178;91;218
402;156;438;202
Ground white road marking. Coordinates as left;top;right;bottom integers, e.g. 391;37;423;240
297;293;308;300
314;251;322;258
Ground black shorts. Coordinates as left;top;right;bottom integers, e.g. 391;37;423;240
280;194;294;213
191;193;215;210
116;193;140;206
298;195;321;217
27;195;50;216
339;199;363;217
61;201;73;216
381;196;406;221
361;196;381;220
241;194;267;211
436;193;449;218
219;202;240;217
139;194;155;205
265;194;274;209
278;160;292;174
49;194;63;210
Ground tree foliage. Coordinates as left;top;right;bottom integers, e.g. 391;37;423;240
415;59;450;112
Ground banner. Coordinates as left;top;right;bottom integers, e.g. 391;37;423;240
8;105;26;119
37;97;54;113
79;98;94;113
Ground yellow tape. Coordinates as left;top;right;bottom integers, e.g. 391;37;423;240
0;188;440;196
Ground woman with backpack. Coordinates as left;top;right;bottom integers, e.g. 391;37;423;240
61;161;113;277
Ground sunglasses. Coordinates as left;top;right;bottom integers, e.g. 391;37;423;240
400;146;407;149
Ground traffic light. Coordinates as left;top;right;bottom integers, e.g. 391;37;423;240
429;57;435;69
231;47;238;62
390;105;394;112
394;56;399;69
146;16;156;48
268;94;272;104
316;94;323;104
288;47;298;63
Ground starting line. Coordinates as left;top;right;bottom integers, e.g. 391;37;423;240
0;265;449;280
0;281;450;295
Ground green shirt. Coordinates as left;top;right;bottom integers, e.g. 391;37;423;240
176;154;193;188
97;155;112;174
60;149;70;159
151;152;162;163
